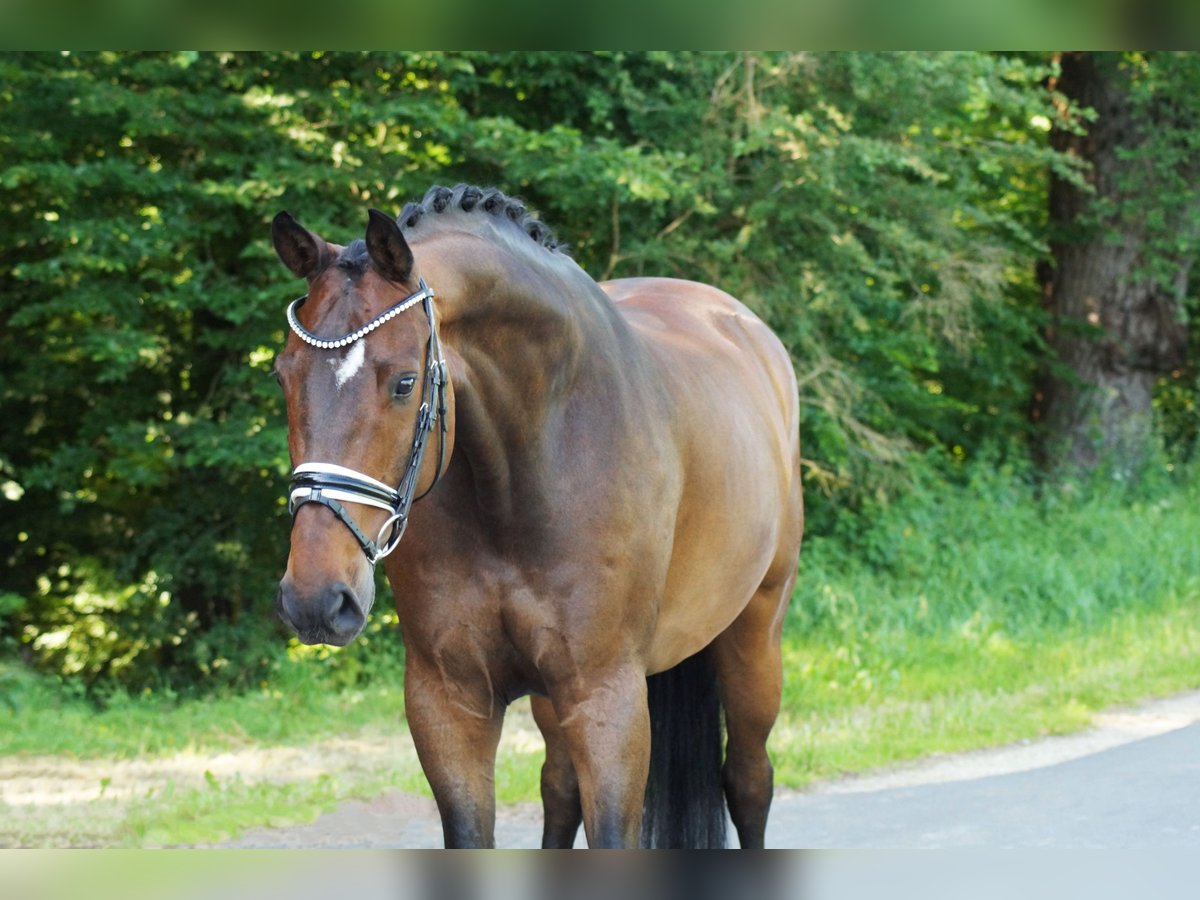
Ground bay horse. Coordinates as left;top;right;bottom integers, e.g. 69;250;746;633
270;185;802;848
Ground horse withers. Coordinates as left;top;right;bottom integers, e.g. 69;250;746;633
270;185;802;848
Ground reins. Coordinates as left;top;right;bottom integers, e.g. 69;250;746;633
285;277;449;564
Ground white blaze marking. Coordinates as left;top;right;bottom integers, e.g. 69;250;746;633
331;341;365;390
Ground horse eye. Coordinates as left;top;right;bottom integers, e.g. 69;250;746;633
392;374;418;399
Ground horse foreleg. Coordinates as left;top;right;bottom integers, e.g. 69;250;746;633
550;666;650;848
531;694;582;848
403;656;505;848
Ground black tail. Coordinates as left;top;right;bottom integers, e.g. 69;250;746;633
641;649;728;848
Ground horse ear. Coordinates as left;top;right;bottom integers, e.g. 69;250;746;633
272;211;331;280
365;208;414;284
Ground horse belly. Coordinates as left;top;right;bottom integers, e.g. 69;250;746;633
648;423;789;673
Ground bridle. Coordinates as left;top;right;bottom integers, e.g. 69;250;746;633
284;277;449;564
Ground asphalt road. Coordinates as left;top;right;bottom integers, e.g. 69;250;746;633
224;691;1200;849
767;721;1200;848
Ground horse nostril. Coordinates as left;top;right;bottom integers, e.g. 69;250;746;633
325;583;365;636
277;580;366;645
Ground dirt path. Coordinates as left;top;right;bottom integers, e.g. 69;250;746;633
6;691;1200;847
0;703;545;847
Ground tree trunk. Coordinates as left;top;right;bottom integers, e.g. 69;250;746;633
1034;52;1190;480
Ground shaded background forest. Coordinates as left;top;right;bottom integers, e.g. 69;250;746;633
2;51;1199;695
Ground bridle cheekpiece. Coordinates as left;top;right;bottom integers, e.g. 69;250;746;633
285;277;449;564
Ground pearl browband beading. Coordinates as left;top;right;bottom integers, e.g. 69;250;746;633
286;278;435;350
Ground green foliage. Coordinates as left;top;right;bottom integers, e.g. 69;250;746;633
0;51;1191;693
796;456;1200;641
1102;52;1200;294
628;52;1068;519
1121;51;1200;465
1043;52;1200;478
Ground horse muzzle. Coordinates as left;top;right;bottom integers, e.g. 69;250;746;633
276;578;369;646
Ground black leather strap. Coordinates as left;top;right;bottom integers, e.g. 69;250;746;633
296;491;383;560
290;470;398;509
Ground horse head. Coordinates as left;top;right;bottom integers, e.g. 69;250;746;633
270;209;449;645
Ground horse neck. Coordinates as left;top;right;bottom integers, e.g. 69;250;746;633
425;234;618;528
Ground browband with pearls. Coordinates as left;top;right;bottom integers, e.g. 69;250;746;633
286;278;434;349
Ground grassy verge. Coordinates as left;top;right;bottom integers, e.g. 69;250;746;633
770;462;1200;783
773;602;1200;785
4;466;1200;846
0;658;408;760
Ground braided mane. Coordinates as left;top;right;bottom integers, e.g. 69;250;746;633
332;184;567;275
398;184;565;254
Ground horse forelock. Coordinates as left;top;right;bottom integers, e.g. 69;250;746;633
334;239;371;274
397;184;568;257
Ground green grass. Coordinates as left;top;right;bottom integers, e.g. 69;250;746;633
0;652;408;760
5;465;1200;846
770;462;1200;784
126;774;351;847
774;603;1200;785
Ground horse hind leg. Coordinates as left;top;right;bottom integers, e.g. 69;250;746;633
531;694;583;848
710;570;795;849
